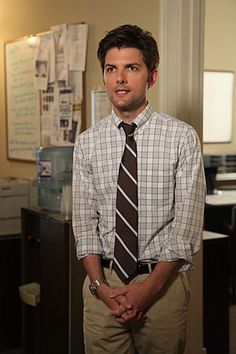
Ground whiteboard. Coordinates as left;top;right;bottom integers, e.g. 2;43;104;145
5;37;41;161
203;71;234;143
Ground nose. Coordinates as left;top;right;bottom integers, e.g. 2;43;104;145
116;70;127;84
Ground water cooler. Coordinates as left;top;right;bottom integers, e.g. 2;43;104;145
36;146;73;214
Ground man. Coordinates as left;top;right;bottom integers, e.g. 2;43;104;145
72;24;206;354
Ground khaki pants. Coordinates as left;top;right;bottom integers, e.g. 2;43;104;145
83;268;190;354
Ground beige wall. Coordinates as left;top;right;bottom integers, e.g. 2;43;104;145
0;0;160;179
204;0;236;154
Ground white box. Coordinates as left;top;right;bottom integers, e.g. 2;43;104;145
0;178;32;236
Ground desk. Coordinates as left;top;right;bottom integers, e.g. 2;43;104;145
203;231;229;354
206;190;236;206
216;172;236;189
203;230;228;240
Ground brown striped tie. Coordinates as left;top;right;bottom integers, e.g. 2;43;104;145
113;122;138;283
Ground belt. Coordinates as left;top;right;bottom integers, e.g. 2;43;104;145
101;258;157;274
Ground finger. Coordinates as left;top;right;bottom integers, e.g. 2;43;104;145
136;311;144;320
115;317;127;324
110;309;124;317
121;309;140;321
114;295;132;310
110;287;127;298
110;303;137;318
114;310;143;324
110;304;127;317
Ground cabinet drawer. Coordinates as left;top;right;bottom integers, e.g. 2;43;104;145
0;195;28;218
0;218;21;236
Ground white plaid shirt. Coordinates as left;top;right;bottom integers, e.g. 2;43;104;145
72;104;206;270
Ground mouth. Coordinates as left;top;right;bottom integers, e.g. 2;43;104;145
114;87;130;95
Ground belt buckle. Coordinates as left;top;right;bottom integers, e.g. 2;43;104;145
147;263;152;273
109;260;113;271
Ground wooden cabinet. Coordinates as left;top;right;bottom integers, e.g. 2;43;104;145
203;232;229;354
204;204;232;354
0;235;21;352
204;203;232;235
21;207;85;354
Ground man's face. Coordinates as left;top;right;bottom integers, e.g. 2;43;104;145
103;47;157;121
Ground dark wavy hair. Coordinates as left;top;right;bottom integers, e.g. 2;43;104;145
97;24;160;76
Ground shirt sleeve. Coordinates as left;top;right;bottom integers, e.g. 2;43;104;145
72;134;103;260
158;127;206;270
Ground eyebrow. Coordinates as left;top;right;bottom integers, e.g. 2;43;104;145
104;64;115;68
104;62;141;68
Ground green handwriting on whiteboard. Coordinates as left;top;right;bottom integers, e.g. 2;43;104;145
6;38;40;160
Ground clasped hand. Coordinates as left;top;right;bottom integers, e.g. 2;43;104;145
97;282;155;324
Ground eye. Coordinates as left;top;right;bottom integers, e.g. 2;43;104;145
128;65;138;71
105;66;115;73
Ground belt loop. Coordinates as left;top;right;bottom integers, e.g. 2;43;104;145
148;263;152;274
109;260;113;273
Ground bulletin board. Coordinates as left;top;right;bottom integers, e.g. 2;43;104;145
5;23;88;161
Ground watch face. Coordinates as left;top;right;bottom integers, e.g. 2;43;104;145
89;278;107;295
89;283;97;295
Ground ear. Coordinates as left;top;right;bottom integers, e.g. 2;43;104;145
147;69;159;89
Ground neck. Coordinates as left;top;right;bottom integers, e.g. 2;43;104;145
113;101;148;123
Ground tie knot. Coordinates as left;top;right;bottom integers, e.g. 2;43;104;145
121;122;136;137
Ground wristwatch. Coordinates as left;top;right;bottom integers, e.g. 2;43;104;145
89;278;108;296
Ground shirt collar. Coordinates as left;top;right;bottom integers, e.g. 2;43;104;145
111;103;154;130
